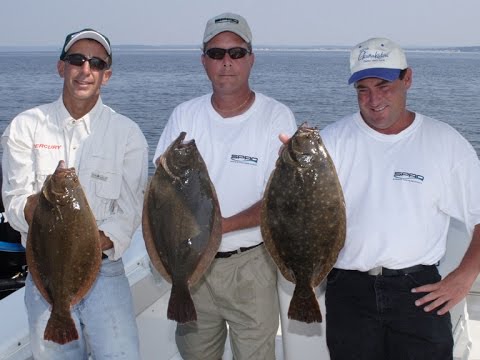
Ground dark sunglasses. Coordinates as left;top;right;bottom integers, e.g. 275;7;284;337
63;53;110;71
204;47;251;60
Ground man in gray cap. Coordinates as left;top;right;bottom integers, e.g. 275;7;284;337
2;28;147;359
153;12;297;360
316;37;480;359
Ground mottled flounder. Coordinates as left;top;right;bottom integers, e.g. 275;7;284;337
142;132;222;323
261;124;346;323
26;160;101;344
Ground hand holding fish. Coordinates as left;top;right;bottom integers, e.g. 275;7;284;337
99;230;114;251
24;193;39;226
278;133;290;145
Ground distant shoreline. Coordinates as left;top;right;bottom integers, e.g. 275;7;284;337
1;44;480;53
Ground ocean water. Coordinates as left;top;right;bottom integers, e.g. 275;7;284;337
1;48;480;174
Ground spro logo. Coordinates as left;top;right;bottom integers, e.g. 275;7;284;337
393;171;424;184
230;154;258;166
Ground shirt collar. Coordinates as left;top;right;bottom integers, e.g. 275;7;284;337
56;96;104;133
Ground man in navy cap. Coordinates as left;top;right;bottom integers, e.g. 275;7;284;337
2;28;147;359
318;37;480;359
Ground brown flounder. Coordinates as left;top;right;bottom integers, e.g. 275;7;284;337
142;132;222;323
26;160;101;344
261;124;346;323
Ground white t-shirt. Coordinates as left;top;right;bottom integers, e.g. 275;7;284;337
154;92;297;252
321;112;480;271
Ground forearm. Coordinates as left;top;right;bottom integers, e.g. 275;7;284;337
1;141;36;234
413;223;480;314
222;200;262;234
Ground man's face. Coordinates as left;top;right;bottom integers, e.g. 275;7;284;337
201;31;254;95
355;68;413;134
57;39;111;107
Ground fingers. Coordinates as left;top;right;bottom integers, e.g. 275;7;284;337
24;193;40;225
278;133;290;144
99;230;114;251
412;280;465;315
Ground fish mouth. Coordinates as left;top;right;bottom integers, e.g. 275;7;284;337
173;132;195;149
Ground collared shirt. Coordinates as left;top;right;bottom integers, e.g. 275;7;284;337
1;97;149;260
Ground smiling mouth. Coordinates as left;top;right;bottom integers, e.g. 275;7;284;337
76;80;92;86
372;105;387;112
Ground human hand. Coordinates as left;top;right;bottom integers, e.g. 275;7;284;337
99;230;114;251
278;133;290;145
24;193;40;225
411;268;476;315
278;133;290;156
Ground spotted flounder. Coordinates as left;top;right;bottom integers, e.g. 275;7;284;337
261;124;346;323
142;132;222;323
26;160;101;344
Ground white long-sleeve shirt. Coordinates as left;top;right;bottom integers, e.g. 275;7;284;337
1;97;149;260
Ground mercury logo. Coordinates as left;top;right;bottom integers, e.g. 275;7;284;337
34;143;62;150
230;154;258;166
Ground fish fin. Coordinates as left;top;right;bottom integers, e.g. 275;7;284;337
288;283;322;323
44;309;79;345
167;283;197;323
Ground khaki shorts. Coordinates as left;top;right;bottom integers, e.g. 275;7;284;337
176;244;279;360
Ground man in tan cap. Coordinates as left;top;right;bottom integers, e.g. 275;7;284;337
153;12;297;360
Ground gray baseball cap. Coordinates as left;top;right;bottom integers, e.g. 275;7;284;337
203;13;252;44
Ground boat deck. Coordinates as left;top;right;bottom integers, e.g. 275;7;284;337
1;222;480;359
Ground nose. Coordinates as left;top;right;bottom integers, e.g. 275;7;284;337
80;60;93;74
368;88;383;105
222;54;233;67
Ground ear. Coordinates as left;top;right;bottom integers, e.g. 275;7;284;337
101;69;112;85
249;52;255;68
403;68;413;89
57;60;65;78
201;54;206;68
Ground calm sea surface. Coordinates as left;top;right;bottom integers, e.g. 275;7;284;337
1;48;480;174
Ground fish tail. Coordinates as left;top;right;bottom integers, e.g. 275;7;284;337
288;283;322;323
167;283;197;323
44;309;79;344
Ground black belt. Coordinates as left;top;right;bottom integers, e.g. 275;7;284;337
215;243;263;259
366;264;435;276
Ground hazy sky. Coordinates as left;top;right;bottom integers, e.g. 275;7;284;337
1;0;479;48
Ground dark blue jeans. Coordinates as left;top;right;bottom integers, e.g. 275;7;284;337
325;267;453;360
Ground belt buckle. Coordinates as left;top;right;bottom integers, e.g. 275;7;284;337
367;266;383;276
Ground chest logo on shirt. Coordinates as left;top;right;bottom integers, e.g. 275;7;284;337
230;154;258;166
393;171;424;184
34;143;62;150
